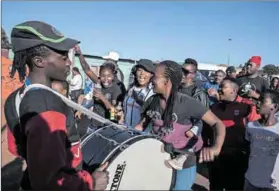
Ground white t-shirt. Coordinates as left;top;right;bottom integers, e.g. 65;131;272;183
70;74;83;91
245;120;279;189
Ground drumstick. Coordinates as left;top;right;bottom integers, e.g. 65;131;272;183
23;84;127;130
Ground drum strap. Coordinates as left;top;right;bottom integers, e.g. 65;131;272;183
164;143;195;157
15;83;126;130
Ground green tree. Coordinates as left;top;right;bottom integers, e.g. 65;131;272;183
262;64;279;75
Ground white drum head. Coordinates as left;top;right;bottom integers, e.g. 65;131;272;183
105;138;173;190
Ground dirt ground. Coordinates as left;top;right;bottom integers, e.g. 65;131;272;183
1;97;209;190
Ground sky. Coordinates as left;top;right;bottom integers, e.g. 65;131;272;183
2;1;279;66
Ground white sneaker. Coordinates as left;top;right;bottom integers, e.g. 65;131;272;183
166;154;188;170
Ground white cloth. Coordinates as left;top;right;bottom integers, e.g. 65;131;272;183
70;74;83;91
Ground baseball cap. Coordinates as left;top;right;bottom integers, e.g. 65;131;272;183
11;21;79;53
249;56;262;66
102;51;120;62
136;59;155;74
226;66;236;73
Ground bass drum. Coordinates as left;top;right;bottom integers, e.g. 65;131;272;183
81;126;175;190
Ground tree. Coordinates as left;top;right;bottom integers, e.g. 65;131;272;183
1;27;11;49
262;64;279;75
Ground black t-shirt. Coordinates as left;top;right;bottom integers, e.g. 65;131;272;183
92;82;124;127
142;92;208;130
237;75;269;100
114;79;127;102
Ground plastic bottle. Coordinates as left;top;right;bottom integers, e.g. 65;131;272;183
116;102;122;112
82;91;94;109
95;83;102;91
116;102;123;121
94;83;102;101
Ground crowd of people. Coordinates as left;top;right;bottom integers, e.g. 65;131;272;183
3;20;279;191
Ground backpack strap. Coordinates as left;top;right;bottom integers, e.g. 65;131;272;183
15;91;22;120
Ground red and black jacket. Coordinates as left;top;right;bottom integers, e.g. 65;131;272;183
4;87;94;190
202;96;260;153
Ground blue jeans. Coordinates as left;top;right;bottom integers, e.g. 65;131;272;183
173;165;196;190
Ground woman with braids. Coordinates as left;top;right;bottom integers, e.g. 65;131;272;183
135;60;226;190
4;21;108;190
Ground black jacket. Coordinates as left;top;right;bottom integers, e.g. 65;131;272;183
179;84;209;108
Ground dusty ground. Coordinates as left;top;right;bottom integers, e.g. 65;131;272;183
1;96;209;190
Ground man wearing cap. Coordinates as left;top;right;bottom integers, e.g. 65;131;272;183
226;66;237;79
4;21;108;190
102;51;125;83
237;56;269;103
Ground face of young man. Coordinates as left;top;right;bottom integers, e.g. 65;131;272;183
42;49;72;81
257;94;276;115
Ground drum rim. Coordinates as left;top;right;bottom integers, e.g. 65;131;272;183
80;126;109;147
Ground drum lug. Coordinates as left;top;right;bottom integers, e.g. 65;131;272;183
111;126;118;130
128;131;134;136
119;144;129;151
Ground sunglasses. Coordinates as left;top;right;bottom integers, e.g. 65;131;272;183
182;68;195;75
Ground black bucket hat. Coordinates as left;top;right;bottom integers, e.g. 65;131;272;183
136;59;155;74
11;21;80;53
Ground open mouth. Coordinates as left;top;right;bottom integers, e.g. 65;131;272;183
138;76;147;83
102;82;110;87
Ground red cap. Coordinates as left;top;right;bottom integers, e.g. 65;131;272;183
249;56;261;66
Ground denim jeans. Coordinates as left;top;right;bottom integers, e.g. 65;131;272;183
173;165;196;190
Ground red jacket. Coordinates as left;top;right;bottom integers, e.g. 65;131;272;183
203;96;261;150
235;96;261;122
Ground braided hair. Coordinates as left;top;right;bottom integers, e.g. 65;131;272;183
10;45;50;82
100;62;116;75
159;60;183;129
